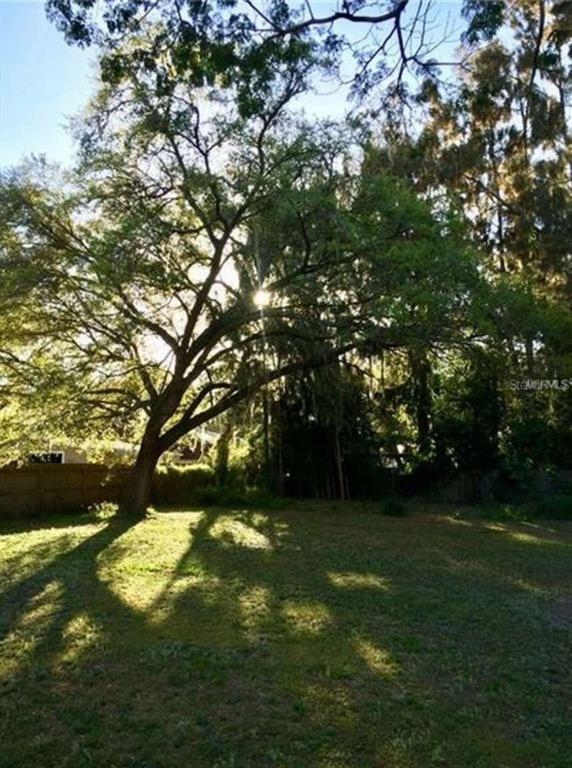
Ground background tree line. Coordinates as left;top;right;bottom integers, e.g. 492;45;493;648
0;0;570;512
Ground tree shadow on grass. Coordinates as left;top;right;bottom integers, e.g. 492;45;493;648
0;508;571;768
0;518;142;655
0;511;100;535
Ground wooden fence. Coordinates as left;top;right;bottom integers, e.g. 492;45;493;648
436;469;572;505
0;464;131;520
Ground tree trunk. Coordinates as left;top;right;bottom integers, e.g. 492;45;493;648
215;419;232;487
262;387;270;480
334;426;345;501
411;349;431;456
274;401;284;496
119;442;161;518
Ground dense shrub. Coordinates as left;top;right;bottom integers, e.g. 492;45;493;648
477;502;529;522
86;501;118;521
534;495;572;519
153;464;282;509
380;497;407;517
192;484;282;509
153;464;214;506
476;496;572;521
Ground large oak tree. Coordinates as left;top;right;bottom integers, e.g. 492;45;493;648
0;29;481;515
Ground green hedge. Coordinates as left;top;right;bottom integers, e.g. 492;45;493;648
152;465;282;509
190;485;281;509
534;494;572;519
153;464;214;506
379;497;407;517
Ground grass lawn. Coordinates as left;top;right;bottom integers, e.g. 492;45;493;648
1;504;571;768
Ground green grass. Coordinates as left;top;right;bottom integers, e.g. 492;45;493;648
1;504;571;768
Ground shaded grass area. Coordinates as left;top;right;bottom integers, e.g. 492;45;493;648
1;505;571;768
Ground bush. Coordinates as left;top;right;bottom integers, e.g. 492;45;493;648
380;497;407;517
534;494;572;519
192;484;281;509
153;464;214;506
86;501;118;521
477;502;529;522
153;463;283;509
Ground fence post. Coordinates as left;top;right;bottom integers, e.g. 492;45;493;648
80;466;84;509
37;468;43;516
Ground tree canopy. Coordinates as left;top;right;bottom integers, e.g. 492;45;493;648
0;0;570;512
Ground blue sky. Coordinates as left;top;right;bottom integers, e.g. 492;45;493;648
0;0;95;167
0;1;465;169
